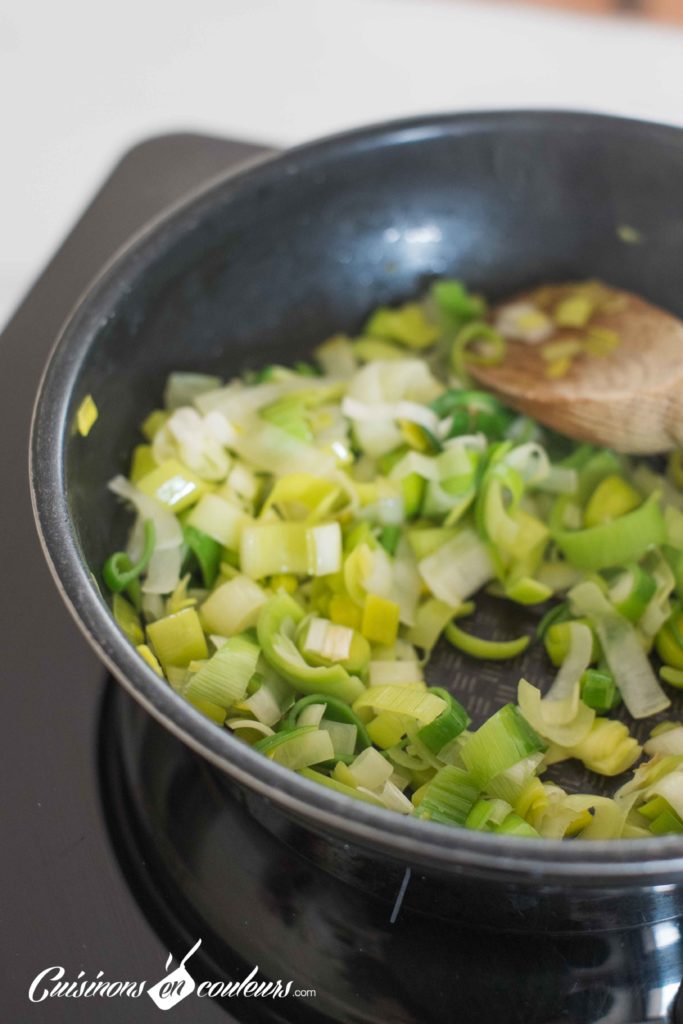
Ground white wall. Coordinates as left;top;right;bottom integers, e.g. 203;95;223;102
2;0;683;326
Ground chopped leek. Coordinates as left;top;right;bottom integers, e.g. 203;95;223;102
183;525;221;588
554;494;666;570
285;694;371;750
200;575;267;636
518;679;594;747
444;620;530;661
581;669;620;712
184;634;260;710
101;276;683;839
417;688;470;753
418;529;495;608
460;704;545;788
568;718;641;776
258;592;364;702
136;458;206;512
361;593;400;646
347;747;394;789
413;766;479;825
113;593;145;645
451;322;506;380
607;563;656;623
570;581;670;719
353;685;446;725
583;474;641;527
76;394;98;436
103;518;156;596
146;607;208;671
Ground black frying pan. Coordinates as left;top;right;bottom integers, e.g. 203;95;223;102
30;111;683;933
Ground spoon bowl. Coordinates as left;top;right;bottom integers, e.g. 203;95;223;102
472;285;683;453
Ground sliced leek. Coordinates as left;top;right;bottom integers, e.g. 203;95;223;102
100;276;683;839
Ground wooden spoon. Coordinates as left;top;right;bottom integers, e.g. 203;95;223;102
469;284;683;454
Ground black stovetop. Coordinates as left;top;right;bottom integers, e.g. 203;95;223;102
3;132;683;1024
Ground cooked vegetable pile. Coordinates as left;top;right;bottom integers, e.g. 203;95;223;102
101;279;683;840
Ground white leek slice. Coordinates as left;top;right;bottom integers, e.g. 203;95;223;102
348;747;394;789
644;726;683;757
369;660;424;687
349;542;420;627
166;665;190;693
298;703;326;728
345;359;442;456
358;492;405;527
404;597;459;651
164;372;223;410
529;785;582;839
240;523;308;578
303;618;353;662
391;549;421;627
569;718;641;776
141;592;165;622
503;443;551;486
436;441;481;482
564;795;626;840
320;718;357;756
372;639;420;662
518;679;594;747
196;377;335;420
226;719;275;738
487;752;545;804
341;396;439;433
203;409;239;448
142;546;183;595
108;475;182;549
230;420;338;478
482;476;520;551
262;473;342;522
199;575;267;635
185;634;259;709
243;672;293;726
161;407;231;480
543;622;593;725
615;754;683;803
646;770;683;821
353;686;446;724
226;460;260;502
639;550;675;638
270;730;335;771
535;560;582;593
187;493;247;548
194;380;258;417
306;522;342;576
379;779;413;814
423;482;476;524
570;581;670;719
495;301;554;343
315;334;358;377
418;529;495;608
538;466;578;495
361;544;394;597
389;451;439;482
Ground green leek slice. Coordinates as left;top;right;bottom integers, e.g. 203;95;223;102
444;621;530;661
460;704;545;788
413;766;480;825
553;494;666;570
